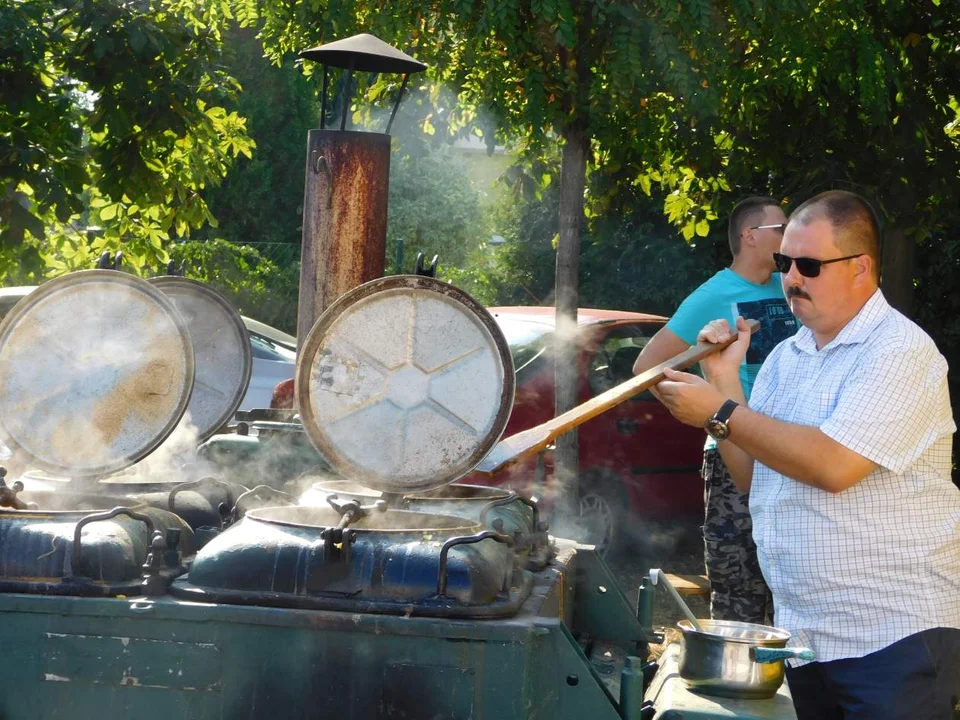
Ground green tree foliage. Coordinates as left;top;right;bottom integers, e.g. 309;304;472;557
387;144;491;273
169;238;298;331
451;160;723;313
632;2;960;307
0;0;253;278
197;27;319;247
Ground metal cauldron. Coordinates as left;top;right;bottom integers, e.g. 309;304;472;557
677;619;815;699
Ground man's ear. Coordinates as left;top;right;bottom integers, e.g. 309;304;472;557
852;254;874;287
741;229;755;249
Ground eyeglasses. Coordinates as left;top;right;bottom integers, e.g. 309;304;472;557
749;223;787;233
773;252;863;278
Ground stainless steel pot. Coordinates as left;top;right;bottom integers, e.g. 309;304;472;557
677;619;815;699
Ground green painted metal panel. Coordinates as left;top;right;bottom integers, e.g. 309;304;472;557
0;571;627;719
41;632;221;690
573;545;650;656
0;546;792;720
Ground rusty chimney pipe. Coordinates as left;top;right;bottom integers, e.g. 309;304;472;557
296;34;427;347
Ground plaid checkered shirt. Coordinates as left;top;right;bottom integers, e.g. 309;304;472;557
748;289;960;664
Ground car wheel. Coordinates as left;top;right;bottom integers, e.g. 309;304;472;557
577;470;628;557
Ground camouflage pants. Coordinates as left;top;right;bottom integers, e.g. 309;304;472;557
702;448;772;624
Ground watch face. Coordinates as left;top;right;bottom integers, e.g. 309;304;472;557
706;418;729;441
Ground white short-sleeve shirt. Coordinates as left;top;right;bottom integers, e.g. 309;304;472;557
749;290;960;664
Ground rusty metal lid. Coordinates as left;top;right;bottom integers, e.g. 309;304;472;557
149;277;252;442
296;276;515;494
0;270;195;478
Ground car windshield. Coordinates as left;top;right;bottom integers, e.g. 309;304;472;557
494;317;554;382
250;333;296;362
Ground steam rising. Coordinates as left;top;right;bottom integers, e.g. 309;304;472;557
115;411;207;481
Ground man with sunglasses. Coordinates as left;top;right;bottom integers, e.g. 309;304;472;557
655;190;960;720
633;196;798;625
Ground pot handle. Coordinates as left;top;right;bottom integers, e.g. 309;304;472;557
752;647;816;664
72;507;156;577
436;530;513;597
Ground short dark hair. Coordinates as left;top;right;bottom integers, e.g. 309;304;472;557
789;190;881;280
728;196;782;255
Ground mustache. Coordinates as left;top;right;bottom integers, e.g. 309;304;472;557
787;286;812;301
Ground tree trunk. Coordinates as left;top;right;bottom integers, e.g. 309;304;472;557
553;128;588;526
880;228;915;317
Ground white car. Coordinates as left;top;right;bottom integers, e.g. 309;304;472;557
239;316;296;411
0;285;296;414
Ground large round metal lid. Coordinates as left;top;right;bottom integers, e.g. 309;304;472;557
0;270;195;478
149;276;252;442
296;276;515;494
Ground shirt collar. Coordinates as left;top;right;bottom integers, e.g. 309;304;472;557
788;289;889;355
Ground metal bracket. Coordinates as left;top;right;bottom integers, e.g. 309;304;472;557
320;526;357;564
572;548;652;658
140;531;169;596
414;252;439;278
162;260;185;276
0;467;28;510
95;250;124;271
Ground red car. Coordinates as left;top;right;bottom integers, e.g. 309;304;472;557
461;307;706;552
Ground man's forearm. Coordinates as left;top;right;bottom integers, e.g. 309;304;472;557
726;408;875;493
717;440;755;492
710;374;754;491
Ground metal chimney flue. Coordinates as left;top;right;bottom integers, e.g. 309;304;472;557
296;34;427;347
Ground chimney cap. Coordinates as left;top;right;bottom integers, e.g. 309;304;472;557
300;33;427;75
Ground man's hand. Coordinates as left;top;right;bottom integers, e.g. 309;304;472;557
698;316;752;384
656;368;726;428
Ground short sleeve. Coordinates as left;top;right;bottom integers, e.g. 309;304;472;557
666;282;726;345
820;346;955;474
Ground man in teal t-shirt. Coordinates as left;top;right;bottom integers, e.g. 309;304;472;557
633;196;797;623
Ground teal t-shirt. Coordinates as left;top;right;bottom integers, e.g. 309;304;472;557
666;269;797;447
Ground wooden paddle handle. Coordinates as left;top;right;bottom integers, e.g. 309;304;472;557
473;319;760;476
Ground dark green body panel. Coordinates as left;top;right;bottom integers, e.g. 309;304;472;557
0;543;795;719
0;545;626;719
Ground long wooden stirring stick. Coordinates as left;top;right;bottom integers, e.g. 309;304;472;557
473;319;760;476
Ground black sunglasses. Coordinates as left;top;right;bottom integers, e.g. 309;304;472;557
773;252;863;278
749;223;787;233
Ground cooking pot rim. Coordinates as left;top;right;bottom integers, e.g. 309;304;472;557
309;479;515;502
246;505;482;534
678;618;792;644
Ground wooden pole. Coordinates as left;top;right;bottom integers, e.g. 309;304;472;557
879;228;915;317
554;128;588;520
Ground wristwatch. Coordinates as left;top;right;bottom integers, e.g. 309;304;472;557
705;399;739;441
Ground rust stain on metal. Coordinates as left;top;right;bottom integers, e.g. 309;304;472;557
298;130;390;342
91;355;178;444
